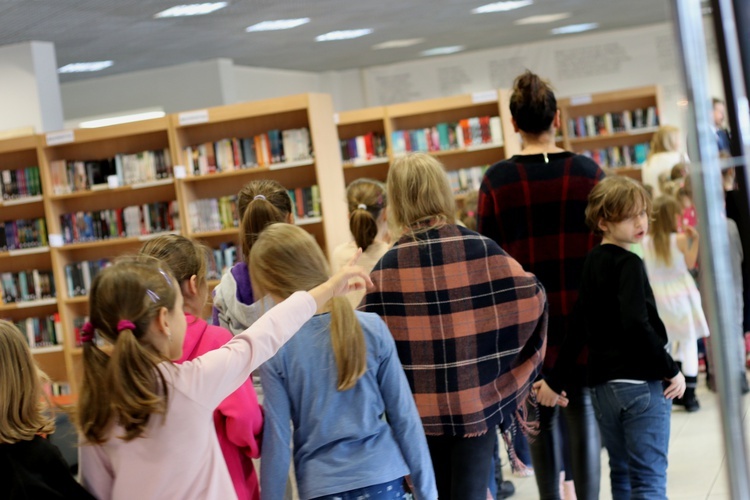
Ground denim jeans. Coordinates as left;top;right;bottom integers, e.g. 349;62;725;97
592;381;671;500
310;478;407;500
528;387;601;500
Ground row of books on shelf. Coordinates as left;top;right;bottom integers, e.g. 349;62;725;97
2;166;42;200
340;132;387;163
391;116;503;156
60;202;180;244
73;316;89;348
447;165;489;196
65;259;111;298
0;218;48;252
581;143;650;168
189;186;322;233
49;149;173;195
2;270;55;304
15;315;62;350
207;243;238;281
567;107;659;138
44;381;71;397
183;128;313;176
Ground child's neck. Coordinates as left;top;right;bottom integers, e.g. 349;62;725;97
601;236;631;250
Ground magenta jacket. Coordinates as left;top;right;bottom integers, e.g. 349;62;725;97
177;313;263;500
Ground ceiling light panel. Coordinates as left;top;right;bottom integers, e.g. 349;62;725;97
154;3;228;18
372;39;425;50
421;46;465;57
515;13;572;25
58;61;114;73
315;29;373;42
550;23;600;35
246;18;310;32
472;0;533;14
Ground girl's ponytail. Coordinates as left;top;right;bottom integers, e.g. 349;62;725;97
330;296;367;391
346;179;387;252
238;180;293;262
79;339;113;444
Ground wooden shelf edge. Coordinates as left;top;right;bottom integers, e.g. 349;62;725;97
31;345;64;355
0;195;44;207
568;127;658;145
50;178;175;201
56;231;179;251
181;158;315;183
343;157;389;168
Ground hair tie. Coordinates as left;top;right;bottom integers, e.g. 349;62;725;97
357;203;367;210
117;320;137;332
254;194;266;201
81;322;95;343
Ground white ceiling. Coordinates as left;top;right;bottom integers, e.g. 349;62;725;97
0;0;674;83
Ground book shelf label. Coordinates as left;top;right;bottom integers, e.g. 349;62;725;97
178;110;209;126
173;165;187;179
107;175;120;189
570;94;593;106
49;234;64;248
46;130;75;146
333;113;340;124
471;90;497;104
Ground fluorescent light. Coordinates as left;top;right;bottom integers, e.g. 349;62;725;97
472;0;533;14
550;22;599;35
154;2;227;18
79;111;166;129
372;38;425;50
246;18;310;32
515;13;572;25
58;61;113;73
315;29;373;42
421;45;465;57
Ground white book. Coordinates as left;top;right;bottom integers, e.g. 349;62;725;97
489;117;503;145
355;136;367;160
456;125;465;149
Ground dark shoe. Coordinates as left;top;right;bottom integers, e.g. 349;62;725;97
741;375;749;395
498;480;515;499
684;395;701;412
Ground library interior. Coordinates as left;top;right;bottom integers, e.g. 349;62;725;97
1;0;749;499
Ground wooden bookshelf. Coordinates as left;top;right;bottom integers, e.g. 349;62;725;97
558;86;663;182
336;90;521;209
171;94;348;258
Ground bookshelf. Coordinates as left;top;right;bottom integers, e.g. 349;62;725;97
557;86;663;181
170;94;348;262
39;118;177;393
336;91;521;204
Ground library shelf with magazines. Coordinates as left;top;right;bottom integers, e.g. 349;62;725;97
39;118;178;392
0;134;68;390
336;90;522;209
557;85;663;182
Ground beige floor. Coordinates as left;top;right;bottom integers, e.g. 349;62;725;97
504;376;750;500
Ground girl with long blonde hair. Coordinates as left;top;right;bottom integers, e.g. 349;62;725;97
76;255;371;499
642;125;687;198
642;195;709;411
252;223;436;500
0;320;94;498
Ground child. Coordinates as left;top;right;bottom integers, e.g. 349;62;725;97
537;176;685;499
0;320;94;499
76;255;372;499
253;223;437;500
331;178;390;308
642;196;709;412
212;180;294;335
140;234;263;499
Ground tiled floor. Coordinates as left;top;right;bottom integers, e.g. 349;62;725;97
503;377;750;499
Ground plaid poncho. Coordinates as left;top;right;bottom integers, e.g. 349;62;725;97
362;223;547;437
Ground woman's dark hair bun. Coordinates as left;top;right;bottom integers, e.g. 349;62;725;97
510;70;557;135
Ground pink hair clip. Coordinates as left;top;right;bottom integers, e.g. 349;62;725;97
81;322;96;343
117;320;136;332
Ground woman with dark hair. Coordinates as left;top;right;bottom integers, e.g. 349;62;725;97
477;70;605;500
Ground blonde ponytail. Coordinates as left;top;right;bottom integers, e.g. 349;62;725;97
330;296;367;390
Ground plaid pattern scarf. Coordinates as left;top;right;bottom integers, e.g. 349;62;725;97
362;224;547;437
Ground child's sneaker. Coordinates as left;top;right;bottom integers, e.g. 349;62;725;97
511;464;535;478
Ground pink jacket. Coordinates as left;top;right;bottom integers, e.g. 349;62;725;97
177;313;263;500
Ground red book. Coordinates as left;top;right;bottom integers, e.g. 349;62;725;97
364;133;374;159
232;138;242;168
460;119;472;146
294;187;305;218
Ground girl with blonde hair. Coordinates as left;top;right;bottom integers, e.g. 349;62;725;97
642;196;708;411
363;152;547;500
642;125;687;198
331;178;390;308
253;223;435;500
0;319;94;498
77;255;371;499
140;234;263;499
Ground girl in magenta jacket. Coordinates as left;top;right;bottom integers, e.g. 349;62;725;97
141;234;263;500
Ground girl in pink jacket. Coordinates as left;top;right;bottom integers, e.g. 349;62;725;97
141;234;263;499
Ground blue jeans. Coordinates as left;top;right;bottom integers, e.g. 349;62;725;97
592;381;671;500
310;478;407;500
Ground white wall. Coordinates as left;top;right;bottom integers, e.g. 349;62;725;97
233;65;322;102
61;59;236;122
0;41;62;133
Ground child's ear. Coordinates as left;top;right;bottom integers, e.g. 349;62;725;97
186;275;199;296
597;218;609;234
157;306;170;335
